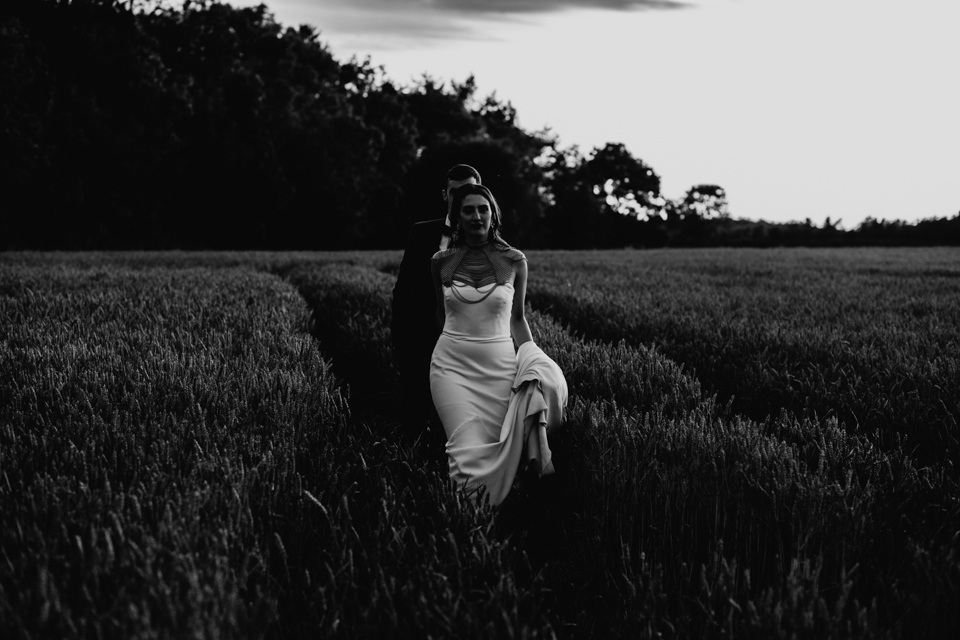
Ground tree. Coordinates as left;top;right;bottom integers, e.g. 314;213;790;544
537;144;600;248
7;1;741;250
401;75;482;151
676;184;729;220
338;58;419;247
539;142;662;248
579;143;663;220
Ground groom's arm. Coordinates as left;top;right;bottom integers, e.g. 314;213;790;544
391;226;419;355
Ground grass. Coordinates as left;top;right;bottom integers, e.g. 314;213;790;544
2;249;959;638
524;248;960;468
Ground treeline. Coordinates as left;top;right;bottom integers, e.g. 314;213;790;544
2;0;957;250
646;213;960;248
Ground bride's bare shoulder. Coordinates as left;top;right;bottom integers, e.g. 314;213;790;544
501;247;526;262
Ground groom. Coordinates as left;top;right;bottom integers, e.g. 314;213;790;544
391;164;482;452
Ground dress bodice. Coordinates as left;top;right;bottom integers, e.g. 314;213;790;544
442;282;514;340
433;242;525;342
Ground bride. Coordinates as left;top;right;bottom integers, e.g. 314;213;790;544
430;184;566;506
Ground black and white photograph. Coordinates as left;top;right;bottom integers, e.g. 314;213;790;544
2;0;958;637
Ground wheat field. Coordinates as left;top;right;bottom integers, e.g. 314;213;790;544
1;249;958;638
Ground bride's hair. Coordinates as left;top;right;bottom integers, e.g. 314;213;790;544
449;184;509;248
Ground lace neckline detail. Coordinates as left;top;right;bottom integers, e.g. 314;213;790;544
438;243;523;291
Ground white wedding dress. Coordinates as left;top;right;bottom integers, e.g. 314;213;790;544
430;243;526;505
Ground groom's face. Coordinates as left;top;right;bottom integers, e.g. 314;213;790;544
443;177;479;218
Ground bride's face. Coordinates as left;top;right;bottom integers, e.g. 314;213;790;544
459;194;492;243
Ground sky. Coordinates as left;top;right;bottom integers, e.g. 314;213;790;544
229;0;959;227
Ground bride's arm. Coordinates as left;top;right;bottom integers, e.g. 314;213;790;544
510;260;533;348
431;258;445;331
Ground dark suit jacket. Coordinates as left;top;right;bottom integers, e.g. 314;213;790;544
391;218;445;382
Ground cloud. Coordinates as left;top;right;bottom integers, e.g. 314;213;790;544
344;0;686;13
265;0;688;54
310;0;686;48
316;9;479;45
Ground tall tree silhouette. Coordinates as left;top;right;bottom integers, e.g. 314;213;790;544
580;142;662;219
